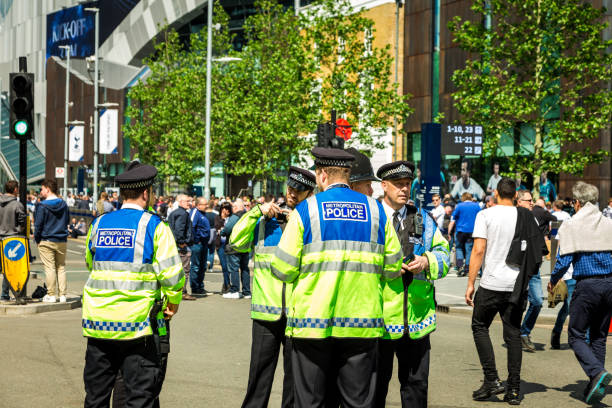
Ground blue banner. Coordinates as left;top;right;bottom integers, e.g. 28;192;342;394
420;123;442;211
46;5;95;59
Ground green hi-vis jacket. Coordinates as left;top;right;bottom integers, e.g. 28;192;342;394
382;206;450;340
82;208;185;340
230;206;290;321
270;187;403;339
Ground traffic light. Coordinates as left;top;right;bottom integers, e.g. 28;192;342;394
9;72;34;139
316;122;345;149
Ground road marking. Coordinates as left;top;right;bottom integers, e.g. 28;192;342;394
67;249;84;255
437;292;465;300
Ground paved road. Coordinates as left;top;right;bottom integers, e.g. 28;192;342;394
0;239;609;407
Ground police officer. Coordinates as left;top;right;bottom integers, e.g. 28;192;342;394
375;161;450;408
270;147;403;408
346;147;379;197
82;161;185;408
231;166;316;408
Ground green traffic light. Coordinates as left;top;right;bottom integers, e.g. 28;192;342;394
13;120;29;136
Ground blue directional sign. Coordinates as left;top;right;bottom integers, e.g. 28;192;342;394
3;239;25;262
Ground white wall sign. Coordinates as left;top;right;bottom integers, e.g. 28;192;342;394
99;108;119;155
55;167;65;178
69;125;85;162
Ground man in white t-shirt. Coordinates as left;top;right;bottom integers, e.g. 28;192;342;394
551;200;571;222
465;177;522;405
430;193;445;227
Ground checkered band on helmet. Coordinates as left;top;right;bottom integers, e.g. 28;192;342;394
117;179;155;189
380;164;413;179
314;158;352;168
289;172;316;189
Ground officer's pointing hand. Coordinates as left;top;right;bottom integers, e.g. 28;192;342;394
164;302;179;320
260;202;282;218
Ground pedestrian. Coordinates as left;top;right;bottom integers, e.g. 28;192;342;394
168;194;196;300
375;161;450;408
82;161;184;408
232;166;315;408
34;179;70;303
189;197;210;296
0;180;26;300
532;198;556;238
547;182;612;404
270;147;403;408
216;202;232;293
430;193;445;226
602;197;612;219
448;192;481;277
550;263;576;350
346;147;378;197
465;177;544;405
552;200;571;221
203;200;218;272
515;190;547;353
222;199;250;299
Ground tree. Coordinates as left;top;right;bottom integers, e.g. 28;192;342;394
302;0;412;150
123;3;235;185
211;0;319;185
449;0;612;197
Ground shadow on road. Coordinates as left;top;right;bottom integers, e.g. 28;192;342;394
552;380;611;407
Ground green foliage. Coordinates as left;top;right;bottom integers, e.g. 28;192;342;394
125;0;412;186
449;0;612;196
124;2;235;185
303;0;412;150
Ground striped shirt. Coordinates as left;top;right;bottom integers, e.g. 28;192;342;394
550;251;612;285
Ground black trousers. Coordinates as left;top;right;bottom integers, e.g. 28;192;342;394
376;335;431;408
242;317;293;408
292;337;378;408
471;287;523;388
84;337;161;408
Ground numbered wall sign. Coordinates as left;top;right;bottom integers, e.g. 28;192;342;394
1;237;30;297
441;124;483;156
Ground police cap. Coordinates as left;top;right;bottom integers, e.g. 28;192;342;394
115;161;158;189
287;166;316;191
376;160;415;181
311;147;355;169
345;148;379;183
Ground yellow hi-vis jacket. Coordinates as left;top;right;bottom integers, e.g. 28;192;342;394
230;205;290;321
270;186;403;339
382;205;450;340
82;207;185;340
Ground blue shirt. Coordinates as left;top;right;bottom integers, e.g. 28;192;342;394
451;201;481;234
189;208;210;245
551;251;612;285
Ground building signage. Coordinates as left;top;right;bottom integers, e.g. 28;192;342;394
441;125;484;156
420;123;441;210
99;108;119;155
69;125;85;162
46;5;95;59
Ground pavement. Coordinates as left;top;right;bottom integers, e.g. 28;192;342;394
0;238;610;407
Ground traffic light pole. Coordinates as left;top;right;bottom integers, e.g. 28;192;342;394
18;57;27;209
59;46;71;196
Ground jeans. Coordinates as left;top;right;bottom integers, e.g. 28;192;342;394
189;243;208;293
471;287;523;388
217;246;230;288
207;243;215;271
568;276;612;379
520;273;543;336
1;277;9;299
227;252;251;296
553;279;576;334
456;231;473;270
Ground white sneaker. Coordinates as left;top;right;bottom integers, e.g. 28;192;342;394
244;295;252;299
59;296;67;303
222;292;240;299
42;295;57;303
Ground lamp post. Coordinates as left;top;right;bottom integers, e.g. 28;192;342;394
84;7;99;202
59;45;71;195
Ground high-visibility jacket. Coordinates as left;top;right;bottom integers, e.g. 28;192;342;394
82;207;185;340
230;206;289;321
271;185;403;339
382;206;450;340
